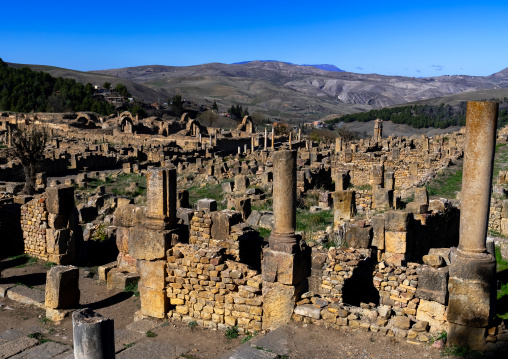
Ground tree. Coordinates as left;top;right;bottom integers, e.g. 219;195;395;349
114;83;131;98
103;82;111;91
9;124;48;195
170;94;184;116
227;104;249;120
212;100;219;112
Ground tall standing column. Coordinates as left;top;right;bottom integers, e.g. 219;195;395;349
271;127;275;150
262;150;309;330
447;101;498;349
264;128;267;150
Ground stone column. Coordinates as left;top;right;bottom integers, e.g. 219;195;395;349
73;308;115;359
271;127;274;150
447;101;498;349
251;136;255;152
264;128;268;150
262;150;309;330
289;132;292;149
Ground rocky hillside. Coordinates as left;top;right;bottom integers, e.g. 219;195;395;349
93;61;508;120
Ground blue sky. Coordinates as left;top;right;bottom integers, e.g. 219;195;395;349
2;1;507;77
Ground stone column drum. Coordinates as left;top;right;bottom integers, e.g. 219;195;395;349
447;101;498;349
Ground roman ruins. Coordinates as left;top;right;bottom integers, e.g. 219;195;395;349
1;103;508;355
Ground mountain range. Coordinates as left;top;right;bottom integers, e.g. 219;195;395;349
8;60;508;122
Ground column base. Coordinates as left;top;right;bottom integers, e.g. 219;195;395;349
447;247;496;349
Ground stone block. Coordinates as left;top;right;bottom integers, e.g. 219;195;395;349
211;210;241;240
197;199;217;213
414;187;429;205
385;231;409;254
422;255;445;267
107;267;140;291
233;197;251;221
391;316;411;330
246;210;262;227
129;226;172;261
383;252;408;266
45;265;80;309
113;204;145;228
294;304;321;319
116;226;130;253
235;175;249;193
137;260;166;291
384;211;410;231
262;282;296;330
46;229;70;255
416;266;449;305
371;215;385;250
406;202;428;214
222;181;234;193
447;249;495;328
45;185;74;215
332;190;356;225
501;218;508;236
373;188;393;210
139;286;168;319
448;322;487;350
416;299;447;332
262;248;308;286
345;225;372;249
98;262;117;282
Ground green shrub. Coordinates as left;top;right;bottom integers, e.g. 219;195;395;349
225;326;239;339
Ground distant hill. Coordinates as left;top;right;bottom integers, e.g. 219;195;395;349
7;59;508;123
93;61;508;121
233;60;345;72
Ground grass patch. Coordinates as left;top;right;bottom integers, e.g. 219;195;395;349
124;282;140;297
251;198;273;212
426;168;463;199
124;343;135;349
296;209;333;232
496;245;508;272
355;184;372;191
11;254;38;268
496;245;508;320
442;345;482;358
44;262;57;269
38;316;51;324
91;224;108;242
187;183;225;210
258;227;271;238
188;321;197;329
225;326;239;339
146;330;157;338
28;332;50;344
241;330;258;343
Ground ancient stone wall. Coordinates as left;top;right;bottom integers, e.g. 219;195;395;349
21;196;49;260
166;244;263;331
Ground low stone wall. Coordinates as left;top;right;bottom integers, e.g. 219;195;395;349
167;244;263;331
297;246;448;344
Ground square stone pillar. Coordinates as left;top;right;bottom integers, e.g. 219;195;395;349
262;150;310;330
